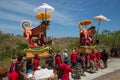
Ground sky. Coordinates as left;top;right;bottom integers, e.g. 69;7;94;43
0;0;120;38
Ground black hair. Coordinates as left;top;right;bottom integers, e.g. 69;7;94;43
64;57;69;63
92;49;95;53
41;20;50;25
41;65;46;69
27;59;32;63
88;26;95;30
17;55;23;61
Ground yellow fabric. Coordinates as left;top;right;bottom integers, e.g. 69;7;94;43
35;12;51;20
79;20;92;26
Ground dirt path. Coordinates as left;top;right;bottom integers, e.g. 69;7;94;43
93;70;120;80
81;58;120;80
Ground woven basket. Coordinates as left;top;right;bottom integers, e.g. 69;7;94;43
78;46;97;54
26;50;50;58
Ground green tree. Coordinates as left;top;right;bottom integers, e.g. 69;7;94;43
98;30;120;49
16;43;28;56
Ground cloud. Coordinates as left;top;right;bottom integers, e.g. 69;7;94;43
0;0;75;27
0;0;80;27
0;24;19;30
0;0;40;26
0;11;39;26
49;0;91;27
0;0;36;16
0;11;24;22
52;11;77;26
0;23;23;35
0;0;98;37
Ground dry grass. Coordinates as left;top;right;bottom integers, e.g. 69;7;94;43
51;37;79;51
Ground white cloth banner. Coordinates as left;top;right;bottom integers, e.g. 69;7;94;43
34;68;54;80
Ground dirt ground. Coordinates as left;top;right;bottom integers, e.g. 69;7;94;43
81;58;120;80
93;70;120;80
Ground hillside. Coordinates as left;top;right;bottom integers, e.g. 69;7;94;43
51;37;79;52
0;32;79;58
0;32;80;67
1;29;120;64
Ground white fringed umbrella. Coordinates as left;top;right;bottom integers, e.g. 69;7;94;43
34;3;55;13
34;3;55;38
94;14;110;33
94;14;110;44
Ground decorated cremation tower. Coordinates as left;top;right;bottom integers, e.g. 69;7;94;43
77;20;97;53
20;3;55;58
77;14;110;53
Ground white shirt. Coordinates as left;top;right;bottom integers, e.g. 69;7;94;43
63;52;68;59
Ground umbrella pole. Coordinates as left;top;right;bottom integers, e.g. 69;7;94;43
97;20;101;34
45;9;47;20
42;14;44;20
95;20;101;44
45;9;47;38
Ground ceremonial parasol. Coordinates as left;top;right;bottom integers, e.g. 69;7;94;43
34;3;55;20
35;12;51;20
94;14;110;44
35;3;55;13
78;19;92;31
34;3;55;38
78;20;92;27
94;14;110;33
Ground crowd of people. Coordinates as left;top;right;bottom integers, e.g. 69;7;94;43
6;48;109;80
55;48;109;80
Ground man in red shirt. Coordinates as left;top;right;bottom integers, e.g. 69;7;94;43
8;63;20;80
79;52;87;76
70;50;77;68
89;50;97;72
59;58;74;80
55;52;62;71
33;54;40;70
96;50;102;69
8;70;19;80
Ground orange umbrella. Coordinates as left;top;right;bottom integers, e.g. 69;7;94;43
35;12;51;20
78;20;92;26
